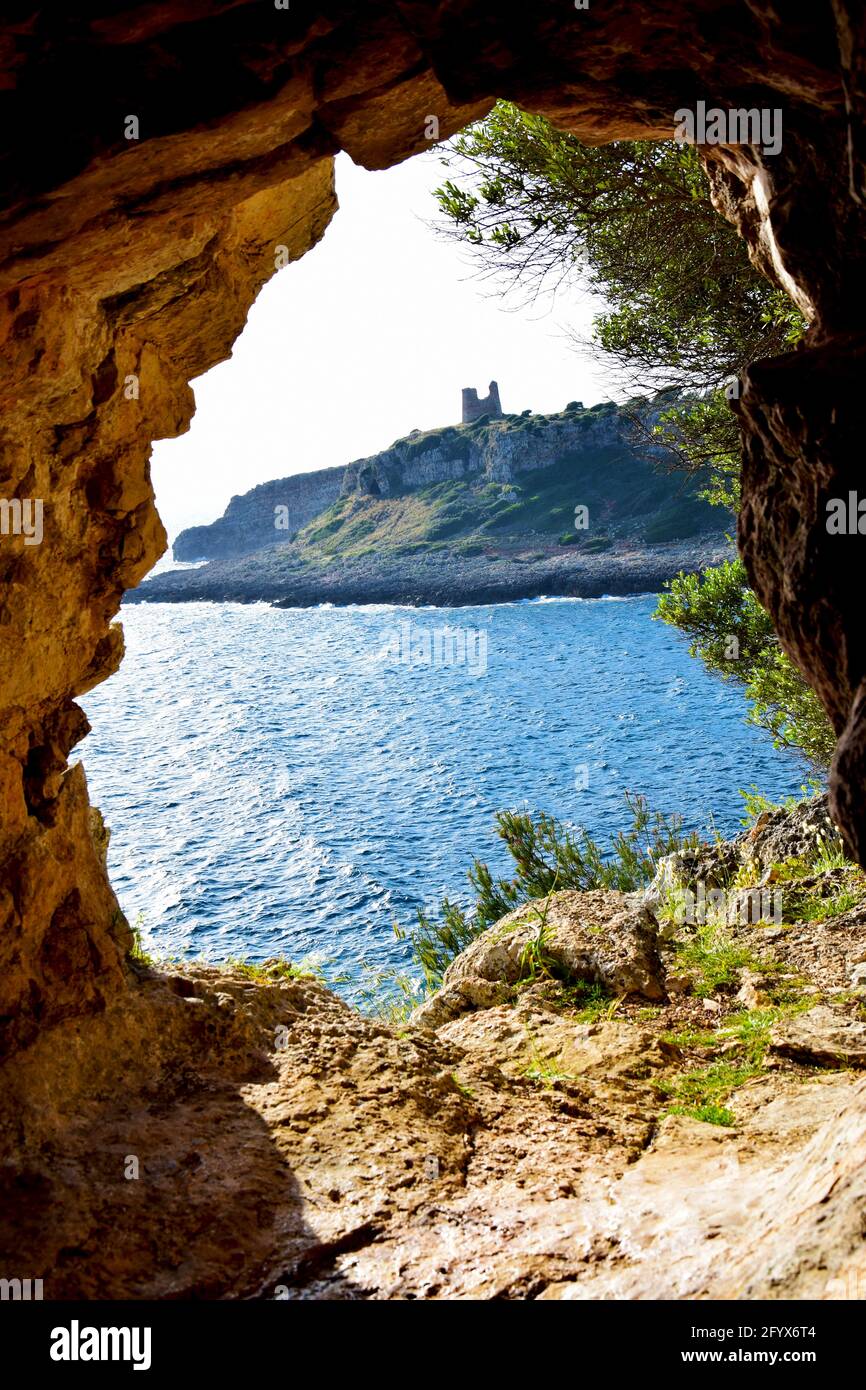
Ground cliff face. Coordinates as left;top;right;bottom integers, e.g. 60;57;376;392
174;467;345;561
173;401;703;562
342;404;660;494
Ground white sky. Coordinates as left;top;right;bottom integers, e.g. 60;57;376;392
150;149;617;542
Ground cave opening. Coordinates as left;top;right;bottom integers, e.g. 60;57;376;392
72;141;808;1005
3;0;866;1308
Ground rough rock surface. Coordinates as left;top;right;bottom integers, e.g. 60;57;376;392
128;535;731;608
411;889;666;1030
737;794;842;871
770;1006;866;1069
4;917;866;1299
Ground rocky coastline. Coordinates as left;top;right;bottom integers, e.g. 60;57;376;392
127;535;731;608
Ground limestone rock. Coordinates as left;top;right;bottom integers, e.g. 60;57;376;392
534;1073;866;1301
735;969;774;1009
665;973;692;996
411;889;665;1031
770;1006;866;1068
440;1005;674;1087
737;795;842;873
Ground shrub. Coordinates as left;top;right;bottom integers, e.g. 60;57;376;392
405;795;699;991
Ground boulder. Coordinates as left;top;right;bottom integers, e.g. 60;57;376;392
769;1006;866;1068
410;889;664;1031
738;796;842;874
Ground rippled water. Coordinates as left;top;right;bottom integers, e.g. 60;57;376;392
77;596;807;999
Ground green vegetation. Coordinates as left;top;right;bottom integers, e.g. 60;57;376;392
520;1029;578;1088
669;1101;737;1126
566;982;621;1024
354;960;423;1027
656;558;836;769
659;1024;719;1050
672;921;781;997
515;904;560;984
128;912;152;966
293;413;716;562
450;1074;475;1100
125;917;323;988
813;834;852;874
222;956;322;983
356;794;701;1017
435;102;825;772
405;794;699;992
656;1004;813;1125
654;806;862;942
792;885;860;923
738;782;824;823
656;1058;760;1123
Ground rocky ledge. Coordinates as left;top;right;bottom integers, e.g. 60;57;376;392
5;796;866;1299
126;535;730;608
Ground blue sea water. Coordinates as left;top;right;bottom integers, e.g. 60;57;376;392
76;595;808;1000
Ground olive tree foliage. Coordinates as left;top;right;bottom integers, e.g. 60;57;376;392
655;559;836;770
434;103;833;769
434;102;802;507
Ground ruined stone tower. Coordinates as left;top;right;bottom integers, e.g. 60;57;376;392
462;380;503;424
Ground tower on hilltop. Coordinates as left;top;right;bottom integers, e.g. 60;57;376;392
462;380;503;424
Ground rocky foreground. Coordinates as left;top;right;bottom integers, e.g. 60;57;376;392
126;535;730;608
4;795;866;1298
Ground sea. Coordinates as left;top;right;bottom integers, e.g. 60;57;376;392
76;593;808;1002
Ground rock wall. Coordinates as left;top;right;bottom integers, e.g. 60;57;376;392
0;155;337;1053
174;466;345;561
0;0;864;1227
344;403;664;494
